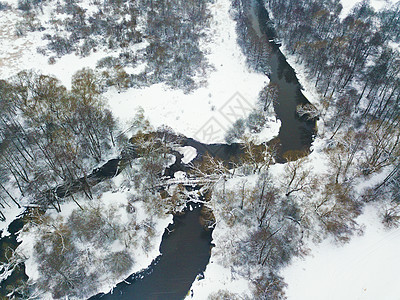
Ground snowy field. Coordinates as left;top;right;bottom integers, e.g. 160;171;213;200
104;0;274;144
340;0;395;18
282;204;400;300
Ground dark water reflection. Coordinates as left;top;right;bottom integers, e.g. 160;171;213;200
91;204;213;300
269;49;316;157
255;0;317;159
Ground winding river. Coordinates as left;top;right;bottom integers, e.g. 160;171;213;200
252;0;316;160
269;48;316;158
0;0;317;298
97;1;317;298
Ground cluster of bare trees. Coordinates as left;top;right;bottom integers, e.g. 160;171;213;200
26;200;142;299
186;140;299;299
0;69;116;216
265;0;400;130
119;122;195;214
232;0;272;74
14;0;212;92
144;0;211;91
195;129;392;298
32;0;142;57
263;0;400;224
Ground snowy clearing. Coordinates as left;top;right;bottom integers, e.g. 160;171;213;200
175;146;198;164
105;0;270;144
340;0;395;18
282;204;400;300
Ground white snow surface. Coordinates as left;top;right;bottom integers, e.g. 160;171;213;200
174;171;187;180
17;176;173;299
340;0;395;18
175;146;198;164
188;262;251;299
99;0;270;143
282;204;400;300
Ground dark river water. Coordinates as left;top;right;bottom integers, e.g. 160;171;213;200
269;50;316;156
254;0;316;159
91;203;213;300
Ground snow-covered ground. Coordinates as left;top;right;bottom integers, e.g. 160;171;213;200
175;146;198;164
282;204;400;300
277;13;400;300
17;173;173;299
188;259;251;299
2;0;398;297
0;5;99;86
0;0;274;144
105;0;272;144
339;0;395;18
0;0;278;297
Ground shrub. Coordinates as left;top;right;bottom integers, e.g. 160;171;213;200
0;1;10;10
208;290;242;300
225;119;246;144
104;250;134;278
